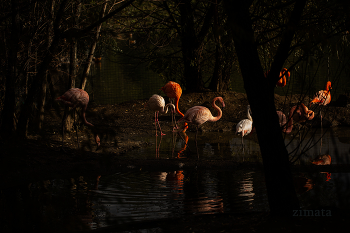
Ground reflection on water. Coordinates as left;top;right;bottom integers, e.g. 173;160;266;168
2;127;350;231
128;127;350;164
2;169;349;232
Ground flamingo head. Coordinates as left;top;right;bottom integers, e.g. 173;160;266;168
214;97;225;108
326;81;332;91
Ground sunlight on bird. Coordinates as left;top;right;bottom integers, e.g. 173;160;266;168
177;97;225;156
161;81;188;131
236;105;253;146
147;94;175;136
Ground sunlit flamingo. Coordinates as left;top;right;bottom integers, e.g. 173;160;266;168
312;154;331;165
177;97;225;156
282;103;315;134
310;81;332;128
56;88;100;150
236;105;253;146
161;81;188;131
276;68;290;87
147;94;175;136
265;68;291;87
312;154;332;181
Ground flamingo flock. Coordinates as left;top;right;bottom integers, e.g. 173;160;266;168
56;76;331;156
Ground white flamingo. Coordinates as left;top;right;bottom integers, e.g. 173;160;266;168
147;94;175;136
236;105;253;146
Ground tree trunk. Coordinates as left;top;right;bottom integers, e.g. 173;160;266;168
224;0;307;216
80;2;107;90
1;0;20;139
16;0;69;138
177;0;204;92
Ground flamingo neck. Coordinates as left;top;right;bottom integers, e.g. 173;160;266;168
82;108;93;127
326;82;331;92
247;108;252;121
163;103;175;114
175;97;184;117
210;97;223;122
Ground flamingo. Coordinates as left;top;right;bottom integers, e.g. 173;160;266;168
276;68;290;87
312;154;331;165
309;81;332;129
236;105;253;146
176;97;225;156
282;103;315;134
265;68;291;87
56;88;100;150
147;94;175;136
161;81;188;131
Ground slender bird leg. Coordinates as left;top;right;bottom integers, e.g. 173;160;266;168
61;107;69;152
154;112;158;136
74;109;79;149
156;112;165;136
172;109;179;130
195;126;199;159
158;134;162;157
320;109;323;153
155;134;159;158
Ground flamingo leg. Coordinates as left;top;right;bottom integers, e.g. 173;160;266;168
156;112;165;136
154;112;158;136
320;108;323;152
61;107;69;152
155;134;159;158
195;126;199;158
74;109;79;149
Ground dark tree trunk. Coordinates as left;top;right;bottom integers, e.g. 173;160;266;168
16;0;69;138
177;0;203;92
224;0;307;216
1;0;20;139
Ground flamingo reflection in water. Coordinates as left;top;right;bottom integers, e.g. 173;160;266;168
312;154;332;181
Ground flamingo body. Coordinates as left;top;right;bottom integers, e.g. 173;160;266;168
283;103;315;134
236;105;253;139
178;97;225;127
310;81;332;106
56;88;100;148
276;68;290;87
177;97;225;156
312;154;331;165
265;68;290;87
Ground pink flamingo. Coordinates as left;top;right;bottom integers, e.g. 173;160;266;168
147;94;175;136
281;103;315;134
176;97;225;156
236;105;253;146
310;81;332;129
56;88;100;150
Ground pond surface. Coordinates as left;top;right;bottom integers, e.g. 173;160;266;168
1;128;350;232
127;127;350;164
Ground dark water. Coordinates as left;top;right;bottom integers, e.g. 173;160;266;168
1;128;350;232
127;127;350;164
